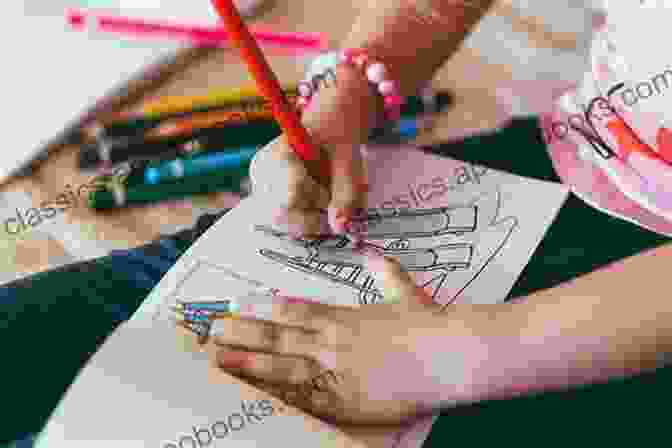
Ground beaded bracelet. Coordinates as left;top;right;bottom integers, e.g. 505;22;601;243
297;48;403;122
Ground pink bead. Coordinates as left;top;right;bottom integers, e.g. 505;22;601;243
339;51;352;64
297;97;310;108
339;48;359;64
353;54;369;68
378;80;397;96
384;94;403;107
366;63;387;84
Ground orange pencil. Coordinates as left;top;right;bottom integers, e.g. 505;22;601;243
209;0;330;183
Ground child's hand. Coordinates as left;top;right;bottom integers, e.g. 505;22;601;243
249;134;367;238
248;0;493;237
204;250;511;424
249;65;378;237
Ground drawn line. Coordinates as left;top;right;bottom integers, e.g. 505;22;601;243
153;259;266;322
440;189;518;308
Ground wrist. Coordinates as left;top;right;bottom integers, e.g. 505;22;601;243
414;304;522;410
301;62;381;146
341;0;494;97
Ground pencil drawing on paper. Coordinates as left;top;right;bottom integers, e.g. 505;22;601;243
256;190;519;306
152;260;270;323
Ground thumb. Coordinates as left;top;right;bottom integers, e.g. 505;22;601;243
327;143;368;235
362;247;436;309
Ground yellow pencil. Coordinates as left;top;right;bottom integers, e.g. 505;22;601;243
141;84;299;115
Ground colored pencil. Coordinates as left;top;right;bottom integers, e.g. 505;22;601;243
89;96;295;143
144;109;272;138
210;0;330;183
92;90;449;142
143;147;258;184
80;114;433;170
173;300;237;313
173;311;235;322
88;169;249;210
94;91;298;138
140;86;299;116
98;89;446;139
66;9;327;52
79;120;281;169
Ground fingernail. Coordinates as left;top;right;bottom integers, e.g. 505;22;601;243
328;207;350;234
273;213;307;239
288;230;304;240
217;351;251;369
283;297;317;305
346;219;368;234
361;246;388;272
358;244;384;258
315;350;338;370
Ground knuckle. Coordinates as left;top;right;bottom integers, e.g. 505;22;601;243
276;301;311;326
287;362;311;385
261;323;282;352
382;256;404;275
304;329;323;350
320;322;348;347
290;302;313;324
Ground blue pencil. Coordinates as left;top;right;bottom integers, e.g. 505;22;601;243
144;147;258;184
172;300;240;313
369;116;434;142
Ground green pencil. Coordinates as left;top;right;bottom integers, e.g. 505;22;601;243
88;168;249;210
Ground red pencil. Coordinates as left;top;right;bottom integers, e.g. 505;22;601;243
209;0;330;182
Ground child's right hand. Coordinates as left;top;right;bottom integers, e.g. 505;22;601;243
249;65;379;237
249;0;493;237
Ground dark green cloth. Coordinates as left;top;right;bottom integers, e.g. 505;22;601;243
0;214;224;445
422;117;670;447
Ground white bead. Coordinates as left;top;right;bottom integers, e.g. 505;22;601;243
378;80;397;96
298;83;313;97
366;63;387;84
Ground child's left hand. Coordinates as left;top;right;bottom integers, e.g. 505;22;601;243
203;250;511;425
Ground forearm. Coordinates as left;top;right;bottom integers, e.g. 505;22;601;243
484;243;672;399
303;0;493;144
341;0;495;96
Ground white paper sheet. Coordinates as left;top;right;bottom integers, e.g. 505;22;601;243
37;145;569;447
